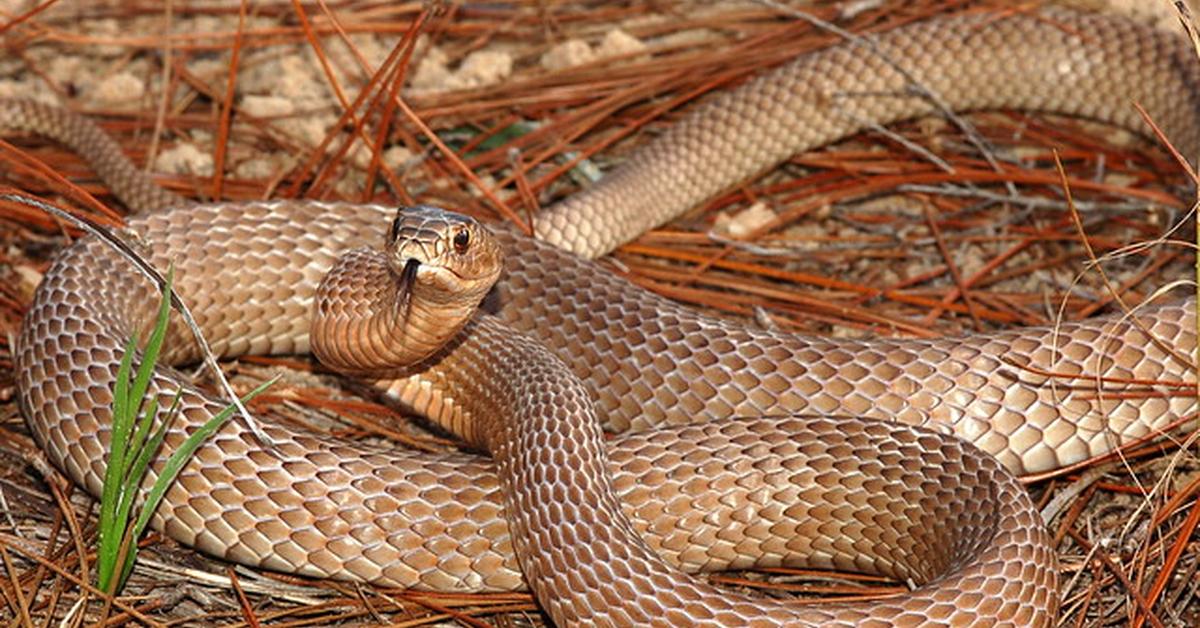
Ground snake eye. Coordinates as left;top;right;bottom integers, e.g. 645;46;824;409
452;228;470;254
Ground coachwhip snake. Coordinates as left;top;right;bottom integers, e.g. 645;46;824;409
10;6;1200;626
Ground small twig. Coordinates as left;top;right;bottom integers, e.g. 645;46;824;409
759;0;1014;196
897;183;1168;214
209;0;246;202
145;0;173;173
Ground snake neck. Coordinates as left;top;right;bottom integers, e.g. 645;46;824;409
312;247;480;376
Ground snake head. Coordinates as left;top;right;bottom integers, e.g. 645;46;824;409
311;205;502;375
385;205;503;310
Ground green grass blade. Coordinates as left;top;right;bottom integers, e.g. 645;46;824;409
110;392;178;592
126;266;174;432
97;267;176;594
122;395;160;488
113;395;160;532
124;391;181;503
97;333;139;593
97;265;279;594
115;377;277;590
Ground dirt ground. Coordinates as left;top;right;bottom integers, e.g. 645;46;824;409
0;0;1198;626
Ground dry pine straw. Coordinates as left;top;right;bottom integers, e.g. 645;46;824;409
0;0;1197;626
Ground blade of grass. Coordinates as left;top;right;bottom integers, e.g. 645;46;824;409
96;313;170;591
96;264;276;594
112;395;161;537
97;266;175;594
115;376;276;591
96;333;137;593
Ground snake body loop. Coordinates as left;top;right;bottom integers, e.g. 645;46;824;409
10;6;1200;625
316;208;1056;625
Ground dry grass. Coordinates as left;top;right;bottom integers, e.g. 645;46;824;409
0;0;1198;626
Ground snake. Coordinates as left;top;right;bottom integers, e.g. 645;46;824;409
9;5;1200;626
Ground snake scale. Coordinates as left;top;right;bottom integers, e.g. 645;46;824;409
10;5;1200;626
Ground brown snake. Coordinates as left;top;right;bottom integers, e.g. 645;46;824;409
10;6;1200;626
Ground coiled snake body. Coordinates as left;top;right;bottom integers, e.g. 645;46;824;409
11;7;1200;626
